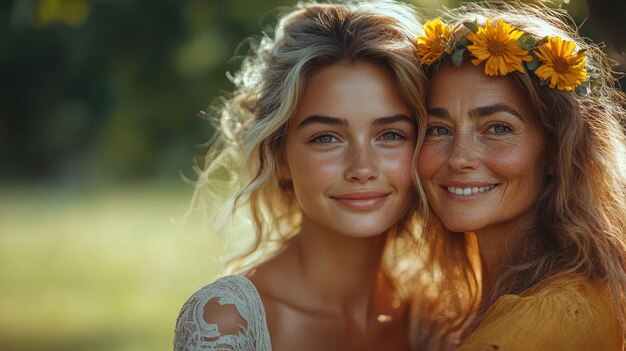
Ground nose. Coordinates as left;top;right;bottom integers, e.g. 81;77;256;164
344;141;379;183
447;132;480;171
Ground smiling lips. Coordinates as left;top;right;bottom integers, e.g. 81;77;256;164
445;184;497;196
331;191;390;210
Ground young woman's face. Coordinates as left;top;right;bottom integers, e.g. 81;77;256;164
417;63;548;236
282;61;416;238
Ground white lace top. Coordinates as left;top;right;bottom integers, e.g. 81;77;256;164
174;275;272;351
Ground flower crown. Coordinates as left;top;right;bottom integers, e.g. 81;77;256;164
416;18;590;92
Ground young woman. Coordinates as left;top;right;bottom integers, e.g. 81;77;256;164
174;1;426;350
412;2;626;349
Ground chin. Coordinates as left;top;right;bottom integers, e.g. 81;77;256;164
439;219;481;233
337;225;393;239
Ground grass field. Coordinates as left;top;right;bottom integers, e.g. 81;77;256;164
0;182;246;351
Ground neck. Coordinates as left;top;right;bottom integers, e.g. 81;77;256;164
474;227;514;297
292;217;391;318
474;211;536;297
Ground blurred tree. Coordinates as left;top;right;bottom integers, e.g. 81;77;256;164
0;0;292;183
0;0;622;184
34;0;91;27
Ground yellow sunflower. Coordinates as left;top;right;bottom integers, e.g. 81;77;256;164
466;19;532;76
416;18;452;65
534;37;587;91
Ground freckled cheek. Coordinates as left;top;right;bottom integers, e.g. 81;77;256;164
381;147;416;189
416;145;445;180
487;148;548;205
287;151;343;186
486;149;544;178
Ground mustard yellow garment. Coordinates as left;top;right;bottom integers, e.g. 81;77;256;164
458;274;624;351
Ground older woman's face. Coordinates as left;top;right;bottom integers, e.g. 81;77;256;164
417;63;548;236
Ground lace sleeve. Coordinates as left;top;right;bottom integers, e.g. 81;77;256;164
173;275;271;351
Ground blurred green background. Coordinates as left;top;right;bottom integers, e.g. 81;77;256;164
1;0;623;350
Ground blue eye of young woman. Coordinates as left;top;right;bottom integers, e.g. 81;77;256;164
426;125;450;136
488;124;512;135
379;130;406;141
310;132;340;144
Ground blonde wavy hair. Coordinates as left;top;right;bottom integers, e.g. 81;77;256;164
189;0;427;290
411;1;626;348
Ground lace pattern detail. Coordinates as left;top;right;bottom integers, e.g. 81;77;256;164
174;275;272;351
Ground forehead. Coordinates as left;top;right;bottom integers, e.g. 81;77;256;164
292;61;411;124
427;63;530;114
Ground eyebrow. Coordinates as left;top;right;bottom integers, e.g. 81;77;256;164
297;114;413;129
427;104;523;120
372;114;413;126
297;115;348;129
427;107;450;118
469;104;523;120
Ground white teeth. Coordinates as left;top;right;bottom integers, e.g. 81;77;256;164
447;185;495;196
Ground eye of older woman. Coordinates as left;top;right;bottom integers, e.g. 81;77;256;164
488;124;511;135
426;125;450;136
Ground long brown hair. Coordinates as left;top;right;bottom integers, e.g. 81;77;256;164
413;1;626;348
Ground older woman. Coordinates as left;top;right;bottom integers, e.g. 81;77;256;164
412;2;626;350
